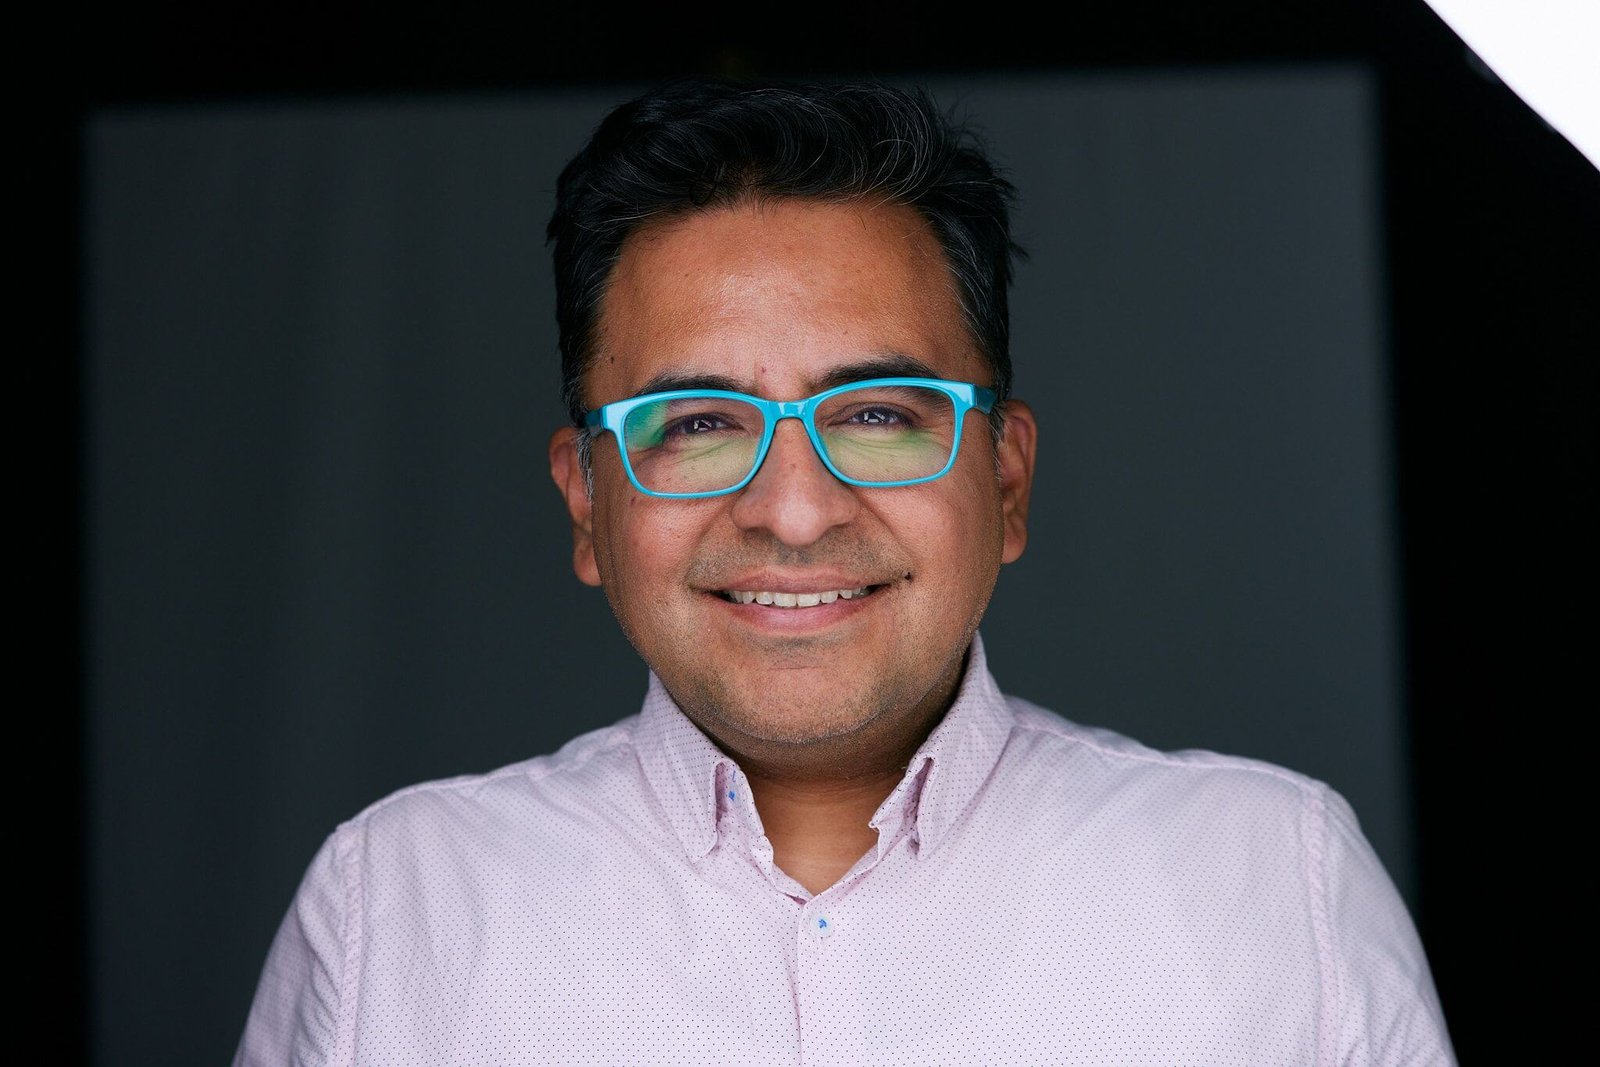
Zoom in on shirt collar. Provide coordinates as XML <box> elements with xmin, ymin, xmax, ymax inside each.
<box><xmin>634</xmin><ymin>632</ymin><xmax>1015</xmax><ymax>862</ymax></box>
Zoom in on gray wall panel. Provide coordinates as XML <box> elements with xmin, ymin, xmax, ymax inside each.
<box><xmin>88</xmin><ymin>70</ymin><xmax>1397</xmax><ymax>1065</ymax></box>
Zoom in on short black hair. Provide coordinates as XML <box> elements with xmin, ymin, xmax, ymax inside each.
<box><xmin>547</xmin><ymin>79</ymin><xmax>1023</xmax><ymax>434</ymax></box>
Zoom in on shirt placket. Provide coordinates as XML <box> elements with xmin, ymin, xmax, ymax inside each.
<box><xmin>796</xmin><ymin>803</ymin><xmax>915</xmax><ymax>1065</ymax></box>
<box><xmin>717</xmin><ymin>762</ymin><xmax>919</xmax><ymax>1064</ymax></box>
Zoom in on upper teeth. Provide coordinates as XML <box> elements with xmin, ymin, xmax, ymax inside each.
<box><xmin>723</xmin><ymin>587</ymin><xmax>871</xmax><ymax>607</ymax></box>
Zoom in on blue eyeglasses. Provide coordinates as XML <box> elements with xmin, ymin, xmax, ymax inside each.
<box><xmin>584</xmin><ymin>376</ymin><xmax>997</xmax><ymax>499</ymax></box>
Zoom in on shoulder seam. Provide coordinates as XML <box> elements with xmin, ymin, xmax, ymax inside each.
<box><xmin>344</xmin><ymin>725</ymin><xmax>635</xmax><ymax>825</ymax></box>
<box><xmin>1303</xmin><ymin>781</ymin><xmax>1340</xmax><ymax>1067</ymax></box>
<box><xmin>330</xmin><ymin>822</ymin><xmax>364</xmax><ymax>1067</ymax></box>
<box><xmin>1008</xmin><ymin>707</ymin><xmax>1321</xmax><ymax>796</ymax></box>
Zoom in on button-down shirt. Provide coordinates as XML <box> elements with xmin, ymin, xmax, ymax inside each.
<box><xmin>235</xmin><ymin>635</ymin><xmax>1454</xmax><ymax>1065</ymax></box>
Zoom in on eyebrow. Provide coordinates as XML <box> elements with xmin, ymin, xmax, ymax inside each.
<box><xmin>632</xmin><ymin>353</ymin><xmax>944</xmax><ymax>399</ymax></box>
<box><xmin>813</xmin><ymin>354</ymin><xmax>943</xmax><ymax>391</ymax></box>
<box><xmin>634</xmin><ymin>370</ymin><xmax>747</xmax><ymax>396</ymax></box>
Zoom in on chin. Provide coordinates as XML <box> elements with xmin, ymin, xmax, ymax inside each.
<box><xmin>694</xmin><ymin>676</ymin><xmax>885</xmax><ymax>747</ymax></box>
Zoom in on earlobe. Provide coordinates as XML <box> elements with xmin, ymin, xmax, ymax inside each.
<box><xmin>548</xmin><ymin>427</ymin><xmax>603</xmax><ymax>587</ymax></box>
<box><xmin>995</xmin><ymin>400</ymin><xmax>1038</xmax><ymax>565</ymax></box>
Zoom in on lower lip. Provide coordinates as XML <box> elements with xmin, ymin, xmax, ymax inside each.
<box><xmin>706</xmin><ymin>589</ymin><xmax>882</xmax><ymax>632</ymax></box>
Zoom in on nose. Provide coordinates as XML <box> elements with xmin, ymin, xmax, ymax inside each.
<box><xmin>728</xmin><ymin>416</ymin><xmax>859</xmax><ymax>546</ymax></box>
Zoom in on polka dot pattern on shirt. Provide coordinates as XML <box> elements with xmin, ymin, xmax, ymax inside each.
<box><xmin>235</xmin><ymin>633</ymin><xmax>1454</xmax><ymax>1066</ymax></box>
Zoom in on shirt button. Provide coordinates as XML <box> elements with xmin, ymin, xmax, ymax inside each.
<box><xmin>814</xmin><ymin>915</ymin><xmax>833</xmax><ymax>939</ymax></box>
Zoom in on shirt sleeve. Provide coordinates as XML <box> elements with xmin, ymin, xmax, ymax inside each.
<box><xmin>1319</xmin><ymin>785</ymin><xmax>1456</xmax><ymax>1066</ymax></box>
<box><xmin>234</xmin><ymin>827</ymin><xmax>358</xmax><ymax>1067</ymax></box>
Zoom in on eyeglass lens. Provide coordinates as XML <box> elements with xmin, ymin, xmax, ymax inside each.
<box><xmin>621</xmin><ymin>384</ymin><xmax>959</xmax><ymax>494</ymax></box>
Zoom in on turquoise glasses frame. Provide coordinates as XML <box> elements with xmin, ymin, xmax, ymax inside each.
<box><xmin>583</xmin><ymin>376</ymin><xmax>999</xmax><ymax>499</ymax></box>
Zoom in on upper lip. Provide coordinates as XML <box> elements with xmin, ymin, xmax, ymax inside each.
<box><xmin>701</xmin><ymin>573</ymin><xmax>887</xmax><ymax>593</ymax></box>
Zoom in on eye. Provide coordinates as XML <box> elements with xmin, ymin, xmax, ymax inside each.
<box><xmin>846</xmin><ymin>405</ymin><xmax>912</xmax><ymax>426</ymax></box>
<box><xmin>664</xmin><ymin>412</ymin><xmax>735</xmax><ymax>437</ymax></box>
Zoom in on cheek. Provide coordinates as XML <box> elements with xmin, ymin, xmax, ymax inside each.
<box><xmin>591</xmin><ymin>485</ymin><xmax>649</xmax><ymax>591</ymax></box>
<box><xmin>890</xmin><ymin>477</ymin><xmax>1004</xmax><ymax>587</ymax></box>
<box><xmin>943</xmin><ymin>457</ymin><xmax>1006</xmax><ymax>559</ymax></box>
<box><xmin>595</xmin><ymin>490</ymin><xmax>700</xmax><ymax>592</ymax></box>
<box><xmin>592</xmin><ymin>493</ymin><xmax>699</xmax><ymax>657</ymax></box>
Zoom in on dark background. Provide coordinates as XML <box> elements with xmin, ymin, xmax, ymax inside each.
<box><xmin>63</xmin><ymin>2</ymin><xmax>1595</xmax><ymax>1063</ymax></box>
<box><xmin>90</xmin><ymin>64</ymin><xmax>1407</xmax><ymax>1061</ymax></box>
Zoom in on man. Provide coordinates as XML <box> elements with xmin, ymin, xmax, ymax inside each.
<box><xmin>237</xmin><ymin>81</ymin><xmax>1453</xmax><ymax>1064</ymax></box>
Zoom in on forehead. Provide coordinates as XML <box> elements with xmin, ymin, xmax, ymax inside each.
<box><xmin>588</xmin><ymin>197</ymin><xmax>983</xmax><ymax>403</ymax></box>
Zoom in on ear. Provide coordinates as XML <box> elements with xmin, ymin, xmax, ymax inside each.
<box><xmin>548</xmin><ymin>427</ymin><xmax>603</xmax><ymax>587</ymax></box>
<box><xmin>994</xmin><ymin>399</ymin><xmax>1038</xmax><ymax>565</ymax></box>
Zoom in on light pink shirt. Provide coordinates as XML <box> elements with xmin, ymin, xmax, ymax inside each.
<box><xmin>236</xmin><ymin>635</ymin><xmax>1453</xmax><ymax>1065</ymax></box>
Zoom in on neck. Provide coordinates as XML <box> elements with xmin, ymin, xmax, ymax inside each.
<box><xmin>742</xmin><ymin>764</ymin><xmax>910</xmax><ymax>896</ymax></box>
<box><xmin>727</xmin><ymin>653</ymin><xmax>967</xmax><ymax>896</ymax></box>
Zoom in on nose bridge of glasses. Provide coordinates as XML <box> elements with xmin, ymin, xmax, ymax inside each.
<box><xmin>770</xmin><ymin>398</ymin><xmax>809</xmax><ymax>421</ymax></box>
<box><xmin>750</xmin><ymin>398</ymin><xmax>834</xmax><ymax>477</ymax></box>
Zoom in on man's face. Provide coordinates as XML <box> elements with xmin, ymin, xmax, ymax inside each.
<box><xmin>550</xmin><ymin>198</ymin><xmax>1035</xmax><ymax>774</ymax></box>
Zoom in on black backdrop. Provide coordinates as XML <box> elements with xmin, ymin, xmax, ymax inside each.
<box><xmin>64</xmin><ymin>3</ymin><xmax>1598</xmax><ymax>1063</ymax></box>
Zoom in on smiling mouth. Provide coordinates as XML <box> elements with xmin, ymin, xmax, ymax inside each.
<box><xmin>717</xmin><ymin>585</ymin><xmax>881</xmax><ymax>608</ymax></box>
